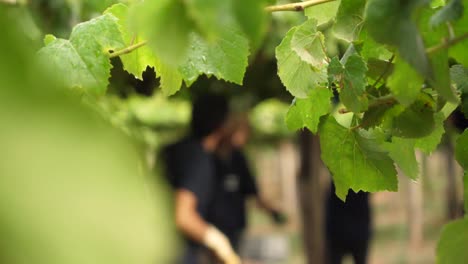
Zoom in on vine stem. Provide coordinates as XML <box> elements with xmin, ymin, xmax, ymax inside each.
<box><xmin>371</xmin><ymin>54</ymin><xmax>395</xmax><ymax>89</ymax></box>
<box><xmin>265</xmin><ymin>0</ymin><xmax>337</xmax><ymax>12</ymax></box>
<box><xmin>108</xmin><ymin>41</ymin><xmax>148</xmax><ymax>58</ymax></box>
<box><xmin>339</xmin><ymin>95</ymin><xmax>396</xmax><ymax>115</ymax></box>
<box><xmin>426</xmin><ymin>32</ymin><xmax>468</xmax><ymax>54</ymax></box>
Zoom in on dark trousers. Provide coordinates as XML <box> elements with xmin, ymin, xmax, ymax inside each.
<box><xmin>326</xmin><ymin>239</ymin><xmax>369</xmax><ymax>264</ymax></box>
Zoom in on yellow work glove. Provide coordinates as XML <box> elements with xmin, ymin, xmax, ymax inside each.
<box><xmin>203</xmin><ymin>226</ymin><xmax>241</xmax><ymax>264</ymax></box>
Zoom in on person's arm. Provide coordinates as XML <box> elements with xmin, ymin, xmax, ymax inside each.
<box><xmin>175</xmin><ymin>189</ymin><xmax>241</xmax><ymax>264</ymax></box>
<box><xmin>174</xmin><ymin>189</ymin><xmax>208</xmax><ymax>242</ymax></box>
<box><xmin>236</xmin><ymin>150</ymin><xmax>287</xmax><ymax>225</ymax></box>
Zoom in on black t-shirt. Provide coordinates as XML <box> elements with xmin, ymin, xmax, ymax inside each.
<box><xmin>163</xmin><ymin>137</ymin><xmax>216</xmax><ymax>221</ymax></box>
<box><xmin>207</xmin><ymin>149</ymin><xmax>258</xmax><ymax>241</ymax></box>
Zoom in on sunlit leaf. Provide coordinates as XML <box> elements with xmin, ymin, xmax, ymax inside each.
<box><xmin>320</xmin><ymin>116</ymin><xmax>398</xmax><ymax>200</ymax></box>
<box><xmin>286</xmin><ymin>87</ymin><xmax>332</xmax><ymax>133</ymax></box>
<box><xmin>276</xmin><ymin>26</ymin><xmax>327</xmax><ymax>98</ymax></box>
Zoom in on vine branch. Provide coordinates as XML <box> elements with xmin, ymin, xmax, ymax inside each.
<box><xmin>339</xmin><ymin>95</ymin><xmax>396</xmax><ymax>114</ymax></box>
<box><xmin>265</xmin><ymin>0</ymin><xmax>337</xmax><ymax>12</ymax></box>
<box><xmin>108</xmin><ymin>41</ymin><xmax>148</xmax><ymax>58</ymax></box>
<box><xmin>371</xmin><ymin>55</ymin><xmax>395</xmax><ymax>89</ymax></box>
<box><xmin>426</xmin><ymin>32</ymin><xmax>468</xmax><ymax>54</ymax></box>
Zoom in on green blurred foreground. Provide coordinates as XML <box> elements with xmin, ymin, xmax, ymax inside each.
<box><xmin>0</xmin><ymin>8</ymin><xmax>178</xmax><ymax>264</ymax></box>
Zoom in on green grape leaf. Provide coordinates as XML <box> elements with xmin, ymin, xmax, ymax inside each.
<box><xmin>70</xmin><ymin>14</ymin><xmax>125</xmax><ymax>51</ymax></box>
<box><xmin>420</xmin><ymin>7</ymin><xmax>458</xmax><ymax>103</ymax></box>
<box><xmin>383</xmin><ymin>137</ymin><xmax>419</xmax><ymax>180</ymax></box>
<box><xmin>462</xmin><ymin>94</ymin><xmax>468</xmax><ymax>118</ymax></box>
<box><xmin>328</xmin><ymin>56</ymin><xmax>344</xmax><ymax>78</ymax></box>
<box><xmin>449</xmin><ymin>2</ymin><xmax>468</xmax><ymax>66</ymax></box>
<box><xmin>334</xmin><ymin>0</ymin><xmax>366</xmax><ymax>42</ymax></box>
<box><xmin>43</xmin><ymin>34</ymin><xmax>56</xmax><ymax>46</ymax></box>
<box><xmin>291</xmin><ymin>19</ymin><xmax>327</xmax><ymax>68</ymax></box>
<box><xmin>451</xmin><ymin>64</ymin><xmax>468</xmax><ymax>93</ymax></box>
<box><xmin>38</xmin><ymin>14</ymin><xmax>125</xmax><ymax>94</ymax></box>
<box><xmin>105</xmin><ymin>4</ymin><xmax>182</xmax><ymax>96</ymax></box>
<box><xmin>184</xmin><ymin>0</ymin><xmax>243</xmax><ymax>42</ymax></box>
<box><xmin>0</xmin><ymin>10</ymin><xmax>178</xmax><ymax>263</ymax></box>
<box><xmin>105</xmin><ymin>4</ymin><xmax>156</xmax><ymax>79</ymax></box>
<box><xmin>38</xmin><ymin>39</ymin><xmax>105</xmax><ymax>93</ymax></box>
<box><xmin>463</xmin><ymin>170</ymin><xmax>468</xmax><ymax>212</ymax></box>
<box><xmin>365</xmin><ymin>0</ymin><xmax>431</xmax><ymax>78</ymax></box>
<box><xmin>431</xmin><ymin>50</ymin><xmax>458</xmax><ymax>102</ymax></box>
<box><xmin>179</xmin><ymin>28</ymin><xmax>249</xmax><ymax>86</ymax></box>
<box><xmin>340</xmin><ymin>54</ymin><xmax>369</xmax><ymax>113</ymax></box>
<box><xmin>466</xmin><ymin>171</ymin><xmax>468</xmax><ymax>214</ymax></box>
<box><xmin>276</xmin><ymin>26</ymin><xmax>327</xmax><ymax>98</ymax></box>
<box><xmin>132</xmin><ymin>0</ymin><xmax>193</xmax><ymax>65</ymax></box>
<box><xmin>233</xmin><ymin>0</ymin><xmax>268</xmax><ymax>50</ymax></box>
<box><xmin>357</xmin><ymin>30</ymin><xmax>393</xmax><ymax>61</ymax></box>
<box><xmin>430</xmin><ymin>0</ymin><xmax>463</xmax><ymax>27</ymax></box>
<box><xmin>436</xmin><ymin>219</ymin><xmax>468</xmax><ymax>264</ymax></box>
<box><xmin>340</xmin><ymin>44</ymin><xmax>359</xmax><ymax>64</ymax></box>
<box><xmin>387</xmin><ymin>58</ymin><xmax>424</xmax><ymax>106</ymax></box>
<box><xmin>392</xmin><ymin>103</ymin><xmax>435</xmax><ymax>138</ymax></box>
<box><xmin>320</xmin><ymin>116</ymin><xmax>398</xmax><ymax>200</ymax></box>
<box><xmin>362</xmin><ymin>103</ymin><xmax>395</xmax><ymax>129</ymax></box>
<box><xmin>155</xmin><ymin>62</ymin><xmax>184</xmax><ymax>96</ymax></box>
<box><xmin>285</xmin><ymin>87</ymin><xmax>333</xmax><ymax>133</ymax></box>
<box><xmin>414</xmin><ymin>112</ymin><xmax>445</xmax><ymax>153</ymax></box>
<box><xmin>305</xmin><ymin>0</ymin><xmax>341</xmax><ymax>25</ymax></box>
<box><xmin>455</xmin><ymin>129</ymin><xmax>468</xmax><ymax>169</ymax></box>
<box><xmin>367</xmin><ymin>58</ymin><xmax>395</xmax><ymax>83</ymax></box>
<box><xmin>431</xmin><ymin>0</ymin><xmax>446</xmax><ymax>8</ymax></box>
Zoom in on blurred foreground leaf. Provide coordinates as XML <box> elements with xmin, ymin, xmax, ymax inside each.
<box><xmin>0</xmin><ymin>9</ymin><xmax>177</xmax><ymax>264</ymax></box>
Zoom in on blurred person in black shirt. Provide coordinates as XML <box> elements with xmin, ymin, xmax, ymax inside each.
<box><xmin>326</xmin><ymin>184</ymin><xmax>371</xmax><ymax>264</ymax></box>
<box><xmin>208</xmin><ymin>115</ymin><xmax>286</xmax><ymax>250</ymax></box>
<box><xmin>163</xmin><ymin>94</ymin><xmax>240</xmax><ymax>264</ymax></box>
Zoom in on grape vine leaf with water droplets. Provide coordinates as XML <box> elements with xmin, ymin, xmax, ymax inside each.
<box><xmin>105</xmin><ymin>4</ymin><xmax>154</xmax><ymax>79</ymax></box>
<box><xmin>132</xmin><ymin>0</ymin><xmax>193</xmax><ymax>65</ymax></box>
<box><xmin>179</xmin><ymin>28</ymin><xmax>249</xmax><ymax>86</ymax></box>
<box><xmin>38</xmin><ymin>14</ymin><xmax>125</xmax><ymax>94</ymax></box>
<box><xmin>276</xmin><ymin>25</ymin><xmax>327</xmax><ymax>98</ymax></box>
<box><xmin>334</xmin><ymin>0</ymin><xmax>366</xmax><ymax>42</ymax></box>
<box><xmin>319</xmin><ymin>116</ymin><xmax>398</xmax><ymax>200</ymax></box>
<box><xmin>285</xmin><ymin>87</ymin><xmax>333</xmax><ymax>133</ymax></box>
<box><xmin>105</xmin><ymin>4</ymin><xmax>182</xmax><ymax>96</ymax></box>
